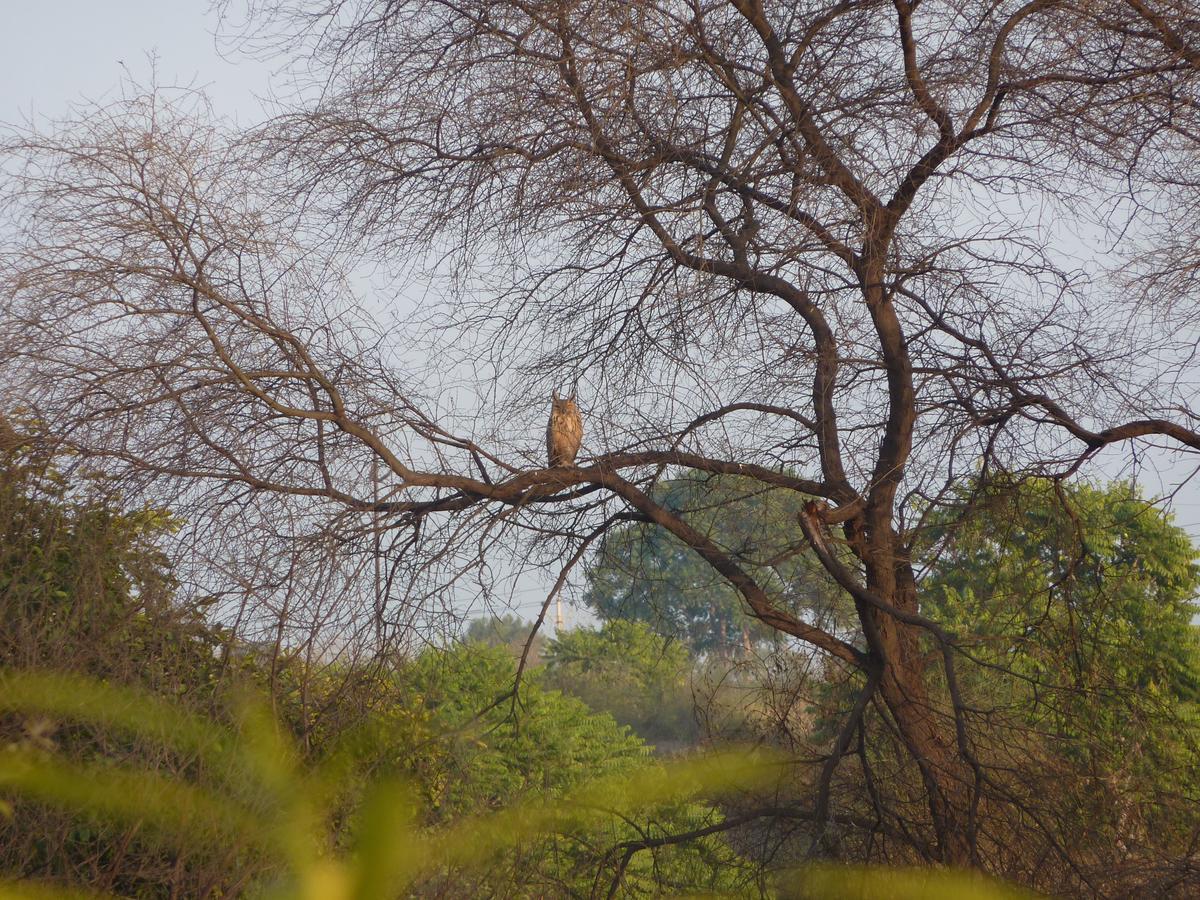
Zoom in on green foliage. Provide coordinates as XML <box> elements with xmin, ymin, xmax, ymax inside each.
<box><xmin>542</xmin><ymin>620</ymin><xmax>699</xmax><ymax>748</ymax></box>
<box><xmin>0</xmin><ymin>443</ymin><xmax>222</xmax><ymax>690</ymax></box>
<box><xmin>0</xmin><ymin>672</ymin><xmax>1044</xmax><ymax>898</ymax></box>
<box><xmin>0</xmin><ymin>446</ymin><xmax>758</xmax><ymax>896</ymax></box>
<box><xmin>464</xmin><ymin>613</ymin><xmax>533</xmax><ymax>647</ymax></box>
<box><xmin>927</xmin><ymin>479</ymin><xmax>1200</xmax><ymax>706</ymax></box>
<box><xmin>0</xmin><ymin>671</ymin><xmax>780</xmax><ymax>899</ymax></box>
<box><xmin>581</xmin><ymin>474</ymin><xmax>846</xmax><ymax>656</ymax></box>
<box><xmin>398</xmin><ymin>642</ymin><xmax>650</xmax><ymax>817</ymax></box>
<box><xmin>0</xmin><ymin>441</ymin><xmax>245</xmax><ymax>896</ymax></box>
<box><xmin>791</xmin><ymin>865</ymin><xmax>1042</xmax><ymax>899</ymax></box>
<box><xmin>922</xmin><ymin>478</ymin><xmax>1200</xmax><ymax>879</ymax></box>
<box><xmin>315</xmin><ymin>642</ymin><xmax>757</xmax><ymax>895</ymax></box>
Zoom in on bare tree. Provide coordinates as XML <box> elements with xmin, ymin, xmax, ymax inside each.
<box><xmin>4</xmin><ymin>0</ymin><xmax>1200</xmax><ymax>885</ymax></box>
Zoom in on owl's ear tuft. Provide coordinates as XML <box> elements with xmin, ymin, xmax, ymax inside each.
<box><xmin>552</xmin><ymin>388</ymin><xmax>560</xmax><ymax>401</ymax></box>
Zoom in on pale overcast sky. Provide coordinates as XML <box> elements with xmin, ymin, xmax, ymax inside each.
<box><xmin>0</xmin><ymin>2</ymin><xmax>273</xmax><ymax>127</ymax></box>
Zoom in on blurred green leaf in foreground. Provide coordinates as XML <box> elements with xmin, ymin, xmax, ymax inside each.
<box><xmin>0</xmin><ymin>671</ymin><xmax>782</xmax><ymax>899</ymax></box>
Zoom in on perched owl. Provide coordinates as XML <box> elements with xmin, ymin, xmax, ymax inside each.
<box><xmin>546</xmin><ymin>390</ymin><xmax>583</xmax><ymax>467</ymax></box>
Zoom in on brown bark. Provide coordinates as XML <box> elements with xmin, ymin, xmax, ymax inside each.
<box><xmin>872</xmin><ymin>585</ymin><xmax>975</xmax><ymax>866</ymax></box>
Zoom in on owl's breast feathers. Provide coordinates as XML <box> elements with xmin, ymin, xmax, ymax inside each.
<box><xmin>546</xmin><ymin>406</ymin><xmax>583</xmax><ymax>467</ymax></box>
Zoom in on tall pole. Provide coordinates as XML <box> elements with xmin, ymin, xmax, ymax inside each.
<box><xmin>372</xmin><ymin>455</ymin><xmax>383</xmax><ymax>647</ymax></box>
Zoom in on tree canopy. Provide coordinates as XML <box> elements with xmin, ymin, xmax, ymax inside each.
<box><xmin>542</xmin><ymin>619</ymin><xmax>699</xmax><ymax>747</ymax></box>
<box><xmin>582</xmin><ymin>475</ymin><xmax>848</xmax><ymax>657</ymax></box>
<box><xmin>919</xmin><ymin>479</ymin><xmax>1200</xmax><ymax>887</ymax></box>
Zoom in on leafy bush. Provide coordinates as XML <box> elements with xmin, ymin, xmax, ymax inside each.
<box><xmin>542</xmin><ymin>620</ymin><xmax>699</xmax><ymax>749</ymax></box>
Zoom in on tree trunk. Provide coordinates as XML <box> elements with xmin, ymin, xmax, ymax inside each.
<box><xmin>872</xmin><ymin>562</ymin><xmax>975</xmax><ymax>866</ymax></box>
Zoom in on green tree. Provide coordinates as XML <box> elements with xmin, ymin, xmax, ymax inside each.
<box><xmin>582</xmin><ymin>475</ymin><xmax>846</xmax><ymax>657</ymax></box>
<box><xmin>927</xmin><ymin>479</ymin><xmax>1200</xmax><ymax>707</ymax></box>
<box><xmin>543</xmin><ymin>620</ymin><xmax>699</xmax><ymax>749</ymax></box>
<box><xmin>400</xmin><ymin>642</ymin><xmax>648</xmax><ymax>816</ymax></box>
<box><xmin>338</xmin><ymin>641</ymin><xmax>753</xmax><ymax>896</ymax></box>
<box><xmin>917</xmin><ymin>479</ymin><xmax>1200</xmax><ymax>891</ymax></box>
<box><xmin>465</xmin><ymin>612</ymin><xmax>530</xmax><ymax>646</ymax></box>
<box><xmin>0</xmin><ymin>436</ymin><xmax>249</xmax><ymax>895</ymax></box>
<box><xmin>0</xmin><ymin>442</ymin><xmax>222</xmax><ymax>688</ymax></box>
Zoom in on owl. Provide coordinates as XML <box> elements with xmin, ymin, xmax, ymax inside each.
<box><xmin>546</xmin><ymin>389</ymin><xmax>583</xmax><ymax>467</ymax></box>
